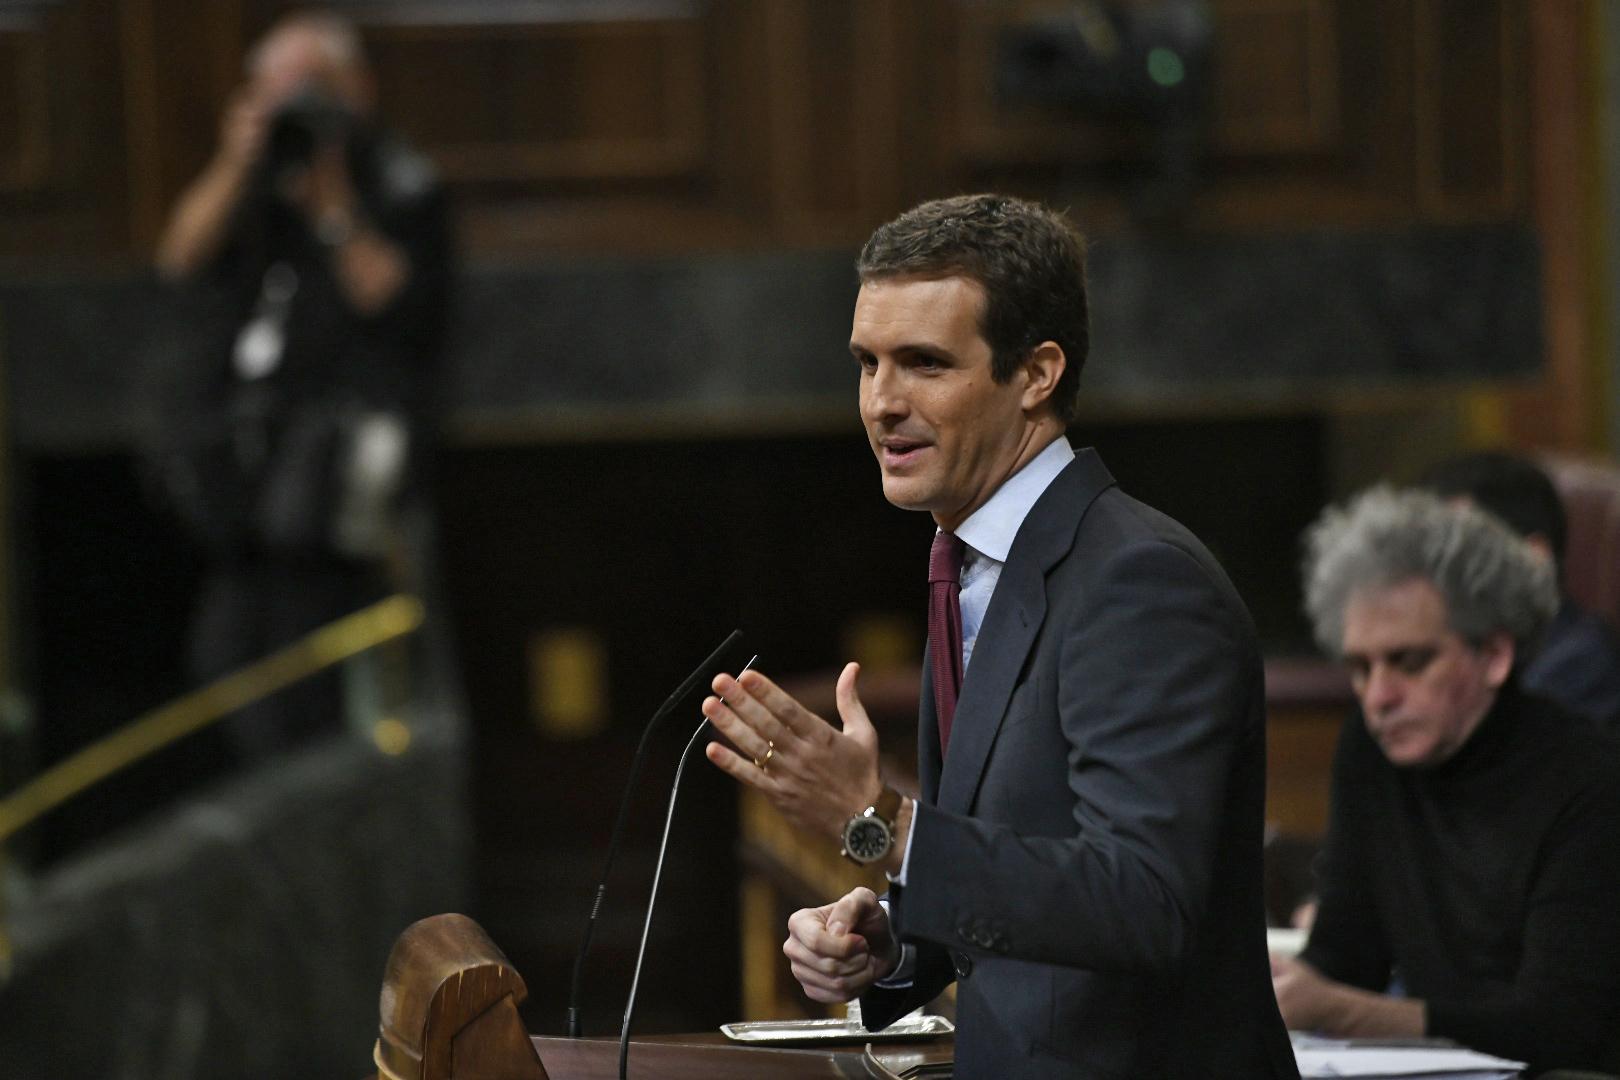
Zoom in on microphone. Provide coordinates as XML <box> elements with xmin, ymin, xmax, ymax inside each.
<box><xmin>564</xmin><ymin>630</ymin><xmax>745</xmax><ymax>1039</ymax></box>
<box><xmin>617</xmin><ymin>661</ymin><xmax>750</xmax><ymax>1080</ymax></box>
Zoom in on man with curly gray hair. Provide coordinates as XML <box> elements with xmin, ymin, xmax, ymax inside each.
<box><xmin>1273</xmin><ymin>485</ymin><xmax>1620</xmax><ymax>1074</ymax></box>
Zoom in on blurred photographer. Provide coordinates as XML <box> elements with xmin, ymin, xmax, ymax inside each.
<box><xmin>149</xmin><ymin>10</ymin><xmax>450</xmax><ymax>761</ymax></box>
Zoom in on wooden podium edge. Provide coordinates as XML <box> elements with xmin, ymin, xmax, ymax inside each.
<box><xmin>375</xmin><ymin>913</ymin><xmax>548</xmax><ymax>1080</ymax></box>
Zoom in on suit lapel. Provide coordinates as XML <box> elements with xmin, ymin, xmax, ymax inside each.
<box><xmin>917</xmin><ymin>661</ymin><xmax>943</xmax><ymax>804</ymax></box>
<box><xmin>934</xmin><ymin>450</ymin><xmax>1116</xmax><ymax>815</ymax></box>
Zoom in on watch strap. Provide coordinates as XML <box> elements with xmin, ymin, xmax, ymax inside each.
<box><xmin>869</xmin><ymin>785</ymin><xmax>902</xmax><ymax>825</ymax></box>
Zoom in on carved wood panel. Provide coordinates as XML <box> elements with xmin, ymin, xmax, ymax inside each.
<box><xmin>367</xmin><ymin>8</ymin><xmax>710</xmax><ymax>184</ymax></box>
<box><xmin>760</xmin><ymin>1</ymin><xmax>869</xmax><ymax>239</ymax></box>
<box><xmin>1210</xmin><ymin>0</ymin><xmax>1340</xmax><ymax>154</ymax></box>
<box><xmin>0</xmin><ymin>0</ymin><xmax>130</xmax><ymax>260</ymax></box>
<box><xmin>0</xmin><ymin>0</ymin><xmax>1553</xmax><ymax>263</ymax></box>
<box><xmin>1413</xmin><ymin>0</ymin><xmax>1526</xmax><ymax>217</ymax></box>
<box><xmin>0</xmin><ymin>14</ymin><xmax>50</xmax><ymax>194</ymax></box>
<box><xmin>938</xmin><ymin>0</ymin><xmax>1530</xmax><ymax>228</ymax></box>
<box><xmin>951</xmin><ymin>0</ymin><xmax>1349</xmax><ymax>167</ymax></box>
<box><xmin>117</xmin><ymin>0</ymin><xmax>250</xmax><ymax>254</ymax></box>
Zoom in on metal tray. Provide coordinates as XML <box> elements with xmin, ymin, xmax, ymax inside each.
<box><xmin>719</xmin><ymin>1014</ymin><xmax>955</xmax><ymax>1045</ymax></box>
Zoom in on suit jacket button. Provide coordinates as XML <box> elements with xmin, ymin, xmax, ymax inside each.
<box><xmin>951</xmin><ymin>950</ymin><xmax>973</xmax><ymax>978</ymax></box>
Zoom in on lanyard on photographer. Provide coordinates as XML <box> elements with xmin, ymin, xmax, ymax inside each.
<box><xmin>230</xmin><ymin>260</ymin><xmax>299</xmax><ymax>471</ymax></box>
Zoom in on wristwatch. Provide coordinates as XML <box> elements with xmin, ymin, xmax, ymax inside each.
<box><xmin>841</xmin><ymin>786</ymin><xmax>903</xmax><ymax>866</ymax></box>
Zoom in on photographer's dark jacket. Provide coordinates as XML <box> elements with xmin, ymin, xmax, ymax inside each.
<box><xmin>151</xmin><ymin>124</ymin><xmax>451</xmax><ymax>557</ymax></box>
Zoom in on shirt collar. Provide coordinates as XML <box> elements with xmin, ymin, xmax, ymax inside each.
<box><xmin>950</xmin><ymin>436</ymin><xmax>1074</xmax><ymax>562</ymax></box>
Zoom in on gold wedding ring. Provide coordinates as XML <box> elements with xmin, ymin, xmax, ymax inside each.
<box><xmin>754</xmin><ymin>741</ymin><xmax>775</xmax><ymax>773</ymax></box>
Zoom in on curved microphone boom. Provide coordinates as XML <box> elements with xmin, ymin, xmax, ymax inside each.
<box><xmin>564</xmin><ymin>629</ymin><xmax>744</xmax><ymax>1039</ymax></box>
<box><xmin>617</xmin><ymin>704</ymin><xmax>734</xmax><ymax>1080</ymax></box>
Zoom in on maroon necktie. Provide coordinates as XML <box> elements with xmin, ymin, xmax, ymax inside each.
<box><xmin>928</xmin><ymin>531</ymin><xmax>966</xmax><ymax>754</ymax></box>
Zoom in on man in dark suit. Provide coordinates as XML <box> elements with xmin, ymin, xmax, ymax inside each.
<box><xmin>703</xmin><ymin>194</ymin><xmax>1297</xmax><ymax>1078</ymax></box>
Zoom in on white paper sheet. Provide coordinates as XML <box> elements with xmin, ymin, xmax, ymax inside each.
<box><xmin>1293</xmin><ymin>1040</ymin><xmax>1524</xmax><ymax>1078</ymax></box>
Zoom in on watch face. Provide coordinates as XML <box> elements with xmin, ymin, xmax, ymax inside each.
<box><xmin>844</xmin><ymin>817</ymin><xmax>891</xmax><ymax>863</ymax></box>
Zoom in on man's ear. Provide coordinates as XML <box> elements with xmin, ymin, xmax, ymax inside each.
<box><xmin>1020</xmin><ymin>342</ymin><xmax>1066</xmax><ymax>412</ymax></box>
<box><xmin>1523</xmin><ymin>534</ymin><xmax>1554</xmax><ymax>565</ymax></box>
<box><xmin>1480</xmin><ymin>631</ymin><xmax>1515</xmax><ymax>690</ymax></box>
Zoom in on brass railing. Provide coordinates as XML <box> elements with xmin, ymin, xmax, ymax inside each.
<box><xmin>0</xmin><ymin>592</ymin><xmax>427</xmax><ymax>976</ymax></box>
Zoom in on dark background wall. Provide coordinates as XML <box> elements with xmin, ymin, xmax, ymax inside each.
<box><xmin>0</xmin><ymin>0</ymin><xmax>1609</xmax><ymax>1051</ymax></box>
<box><xmin>0</xmin><ymin>1</ymin><xmax>1566</xmax><ymax>261</ymax></box>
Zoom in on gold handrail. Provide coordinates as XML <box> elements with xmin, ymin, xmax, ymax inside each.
<box><xmin>0</xmin><ymin>592</ymin><xmax>425</xmax><ymax>846</ymax></box>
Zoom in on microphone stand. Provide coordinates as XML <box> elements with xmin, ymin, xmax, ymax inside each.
<box><xmin>618</xmin><ymin>712</ymin><xmax>718</xmax><ymax>1080</ymax></box>
<box><xmin>564</xmin><ymin>630</ymin><xmax>744</xmax><ymax>1039</ymax></box>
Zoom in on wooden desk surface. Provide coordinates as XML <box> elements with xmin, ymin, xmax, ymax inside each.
<box><xmin>531</xmin><ymin>1032</ymin><xmax>953</xmax><ymax>1079</ymax></box>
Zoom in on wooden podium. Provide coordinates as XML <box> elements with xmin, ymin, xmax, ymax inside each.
<box><xmin>373</xmin><ymin>913</ymin><xmax>953</xmax><ymax>1079</ymax></box>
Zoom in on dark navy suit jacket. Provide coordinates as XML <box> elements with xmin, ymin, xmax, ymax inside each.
<box><xmin>1523</xmin><ymin>601</ymin><xmax>1620</xmax><ymax>734</ymax></box>
<box><xmin>861</xmin><ymin>450</ymin><xmax>1298</xmax><ymax>1079</ymax></box>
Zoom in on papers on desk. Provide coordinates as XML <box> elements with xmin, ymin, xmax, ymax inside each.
<box><xmin>1292</xmin><ymin>1034</ymin><xmax>1524</xmax><ymax>1078</ymax></box>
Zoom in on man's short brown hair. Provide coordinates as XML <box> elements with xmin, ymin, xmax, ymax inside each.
<box><xmin>856</xmin><ymin>193</ymin><xmax>1089</xmax><ymax>422</ymax></box>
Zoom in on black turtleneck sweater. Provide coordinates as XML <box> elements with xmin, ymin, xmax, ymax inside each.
<box><xmin>1301</xmin><ymin>682</ymin><xmax>1620</xmax><ymax>1074</ymax></box>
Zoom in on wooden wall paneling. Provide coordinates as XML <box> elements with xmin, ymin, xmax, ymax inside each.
<box><xmin>0</xmin><ymin>11</ymin><xmax>49</xmax><ymax>195</ymax></box>
<box><xmin>356</xmin><ymin>0</ymin><xmax>786</xmax><ymax>255</ymax></box>
<box><xmin>0</xmin><ymin>0</ymin><xmax>129</xmax><ymax>264</ymax></box>
<box><xmin>368</xmin><ymin>12</ymin><xmax>708</xmax><ymax>184</ymax></box>
<box><xmin>708</xmin><ymin>0</ymin><xmax>777</xmax><ymax>225</ymax></box>
<box><xmin>0</xmin><ymin>0</ymin><xmax>1564</xmax><ymax>263</ymax></box>
<box><xmin>951</xmin><ymin>0</ymin><xmax>1108</xmax><ymax>170</ymax></box>
<box><xmin>1188</xmin><ymin>0</ymin><xmax>1425</xmax><ymax>228</ymax></box>
<box><xmin>760</xmin><ymin>0</ymin><xmax>903</xmax><ymax>244</ymax></box>
<box><xmin>117</xmin><ymin>0</ymin><xmax>250</xmax><ymax>256</ymax></box>
<box><xmin>927</xmin><ymin>0</ymin><xmax>1540</xmax><ymax>231</ymax></box>
<box><xmin>847</xmin><ymin>0</ymin><xmax>907</xmax><ymax>232</ymax></box>
<box><xmin>1328</xmin><ymin>0</ymin><xmax>1418</xmax><ymax>211</ymax></box>
<box><xmin>1263</xmin><ymin>704</ymin><xmax>1338</xmax><ymax>837</ymax></box>
<box><xmin>116</xmin><ymin>0</ymin><xmax>161</xmax><ymax>253</ymax></box>
<box><xmin>1413</xmin><ymin>0</ymin><xmax>1527</xmax><ymax>219</ymax></box>
<box><xmin>938</xmin><ymin>0</ymin><xmax>1377</xmax><ymax>225</ymax></box>
<box><xmin>950</xmin><ymin>0</ymin><xmax>1349</xmax><ymax>168</ymax></box>
<box><xmin>1205</xmin><ymin>0</ymin><xmax>1409</xmax><ymax>220</ymax></box>
<box><xmin>886</xmin><ymin>0</ymin><xmax>955</xmax><ymax>213</ymax></box>
<box><xmin>1209</xmin><ymin>0</ymin><xmax>1339</xmax><ymax>155</ymax></box>
<box><xmin>1494</xmin><ymin>0</ymin><xmax>1602</xmax><ymax>451</ymax></box>
<box><xmin>1204</xmin><ymin>0</ymin><xmax>1528</xmax><ymax>224</ymax></box>
<box><xmin>761</xmin><ymin>0</ymin><xmax>816</xmax><ymax>229</ymax></box>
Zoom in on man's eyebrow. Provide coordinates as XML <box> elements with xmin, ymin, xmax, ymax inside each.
<box><xmin>850</xmin><ymin>341</ymin><xmax>957</xmax><ymax>360</ymax></box>
<box><xmin>1342</xmin><ymin>643</ymin><xmax>1438</xmax><ymax>662</ymax></box>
